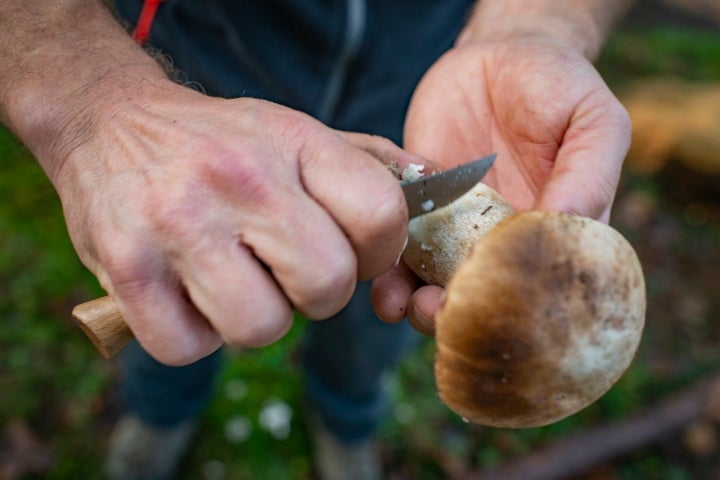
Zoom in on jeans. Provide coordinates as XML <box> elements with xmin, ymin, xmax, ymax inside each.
<box><xmin>112</xmin><ymin>0</ymin><xmax>468</xmax><ymax>447</ymax></box>
<box><xmin>119</xmin><ymin>281</ymin><xmax>418</xmax><ymax>443</ymax></box>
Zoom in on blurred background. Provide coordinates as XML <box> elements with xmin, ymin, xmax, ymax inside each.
<box><xmin>1</xmin><ymin>0</ymin><xmax>720</xmax><ymax>478</ymax></box>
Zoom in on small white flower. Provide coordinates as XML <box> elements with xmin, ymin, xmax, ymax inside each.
<box><xmin>259</xmin><ymin>398</ymin><xmax>293</xmax><ymax>440</ymax></box>
<box><xmin>224</xmin><ymin>415</ymin><xmax>252</xmax><ymax>443</ymax></box>
<box><xmin>394</xmin><ymin>402</ymin><xmax>417</xmax><ymax>425</ymax></box>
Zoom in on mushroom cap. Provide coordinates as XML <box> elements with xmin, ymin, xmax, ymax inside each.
<box><xmin>435</xmin><ymin>211</ymin><xmax>646</xmax><ymax>428</ymax></box>
<box><xmin>403</xmin><ymin>182</ymin><xmax>514</xmax><ymax>286</ymax></box>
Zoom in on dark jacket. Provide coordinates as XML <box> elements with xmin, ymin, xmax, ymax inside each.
<box><xmin>115</xmin><ymin>0</ymin><xmax>473</xmax><ymax>143</ymax></box>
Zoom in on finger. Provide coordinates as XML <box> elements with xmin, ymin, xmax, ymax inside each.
<box><xmin>299</xmin><ymin>133</ymin><xmax>410</xmax><ymax>280</ymax></box>
<box><xmin>408</xmin><ymin>285</ymin><xmax>445</xmax><ymax>337</ymax></box>
<box><xmin>240</xmin><ymin>192</ymin><xmax>358</xmax><ymax>320</ymax></box>
<box><xmin>98</xmin><ymin>259</ymin><xmax>223</xmax><ymax>366</ymax></box>
<box><xmin>535</xmin><ymin>92</ymin><xmax>631</xmax><ymax>222</ymax></box>
<box><xmin>371</xmin><ymin>262</ymin><xmax>420</xmax><ymax>323</ymax></box>
<box><xmin>191</xmin><ymin>139</ymin><xmax>359</xmax><ymax>321</ymax></box>
<box><xmin>337</xmin><ymin>131</ymin><xmax>442</xmax><ymax>177</ymax></box>
<box><xmin>177</xmin><ymin>235</ymin><xmax>296</xmax><ymax>347</ymax></box>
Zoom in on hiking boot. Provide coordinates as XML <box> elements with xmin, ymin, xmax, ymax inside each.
<box><xmin>309</xmin><ymin>416</ymin><xmax>383</xmax><ymax>480</ymax></box>
<box><xmin>104</xmin><ymin>415</ymin><xmax>198</xmax><ymax>480</ymax></box>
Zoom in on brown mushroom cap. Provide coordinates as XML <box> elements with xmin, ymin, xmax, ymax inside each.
<box><xmin>435</xmin><ymin>211</ymin><xmax>646</xmax><ymax>428</ymax></box>
<box><xmin>403</xmin><ymin>182</ymin><xmax>515</xmax><ymax>286</ymax></box>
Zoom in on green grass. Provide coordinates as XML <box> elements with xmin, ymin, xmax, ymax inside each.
<box><xmin>2</xmin><ymin>23</ymin><xmax>720</xmax><ymax>479</ymax></box>
<box><xmin>599</xmin><ymin>28</ymin><xmax>720</xmax><ymax>84</ymax></box>
<box><xmin>0</xmin><ymin>128</ymin><xmax>111</xmax><ymax>477</ymax></box>
<box><xmin>185</xmin><ymin>328</ymin><xmax>312</xmax><ymax>480</ymax></box>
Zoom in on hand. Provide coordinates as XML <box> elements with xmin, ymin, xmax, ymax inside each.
<box><xmin>53</xmin><ymin>82</ymin><xmax>427</xmax><ymax>365</ymax></box>
<box><xmin>372</xmin><ymin>35</ymin><xmax>631</xmax><ymax>333</ymax></box>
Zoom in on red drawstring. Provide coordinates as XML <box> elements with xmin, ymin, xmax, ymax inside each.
<box><xmin>133</xmin><ymin>0</ymin><xmax>164</xmax><ymax>43</ymax></box>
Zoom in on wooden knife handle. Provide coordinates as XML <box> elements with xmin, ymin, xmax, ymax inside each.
<box><xmin>72</xmin><ymin>296</ymin><xmax>134</xmax><ymax>359</ymax></box>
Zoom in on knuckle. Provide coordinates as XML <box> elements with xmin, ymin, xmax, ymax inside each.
<box><xmin>296</xmin><ymin>259</ymin><xmax>356</xmax><ymax>319</ymax></box>
<box><xmin>94</xmin><ymin>239</ymin><xmax>156</xmax><ymax>298</ymax></box>
<box><xmin>198</xmin><ymin>145</ymin><xmax>276</xmax><ymax>206</ymax></box>
<box><xmin>354</xmin><ymin>183</ymin><xmax>407</xmax><ymax>248</ymax></box>
<box><xmin>368</xmin><ymin>134</ymin><xmax>399</xmax><ymax>152</ymax></box>
<box><xmin>221</xmin><ymin>314</ymin><xmax>292</xmax><ymax>348</ymax></box>
<box><xmin>336</xmin><ymin>181</ymin><xmax>408</xmax><ymax>280</ymax></box>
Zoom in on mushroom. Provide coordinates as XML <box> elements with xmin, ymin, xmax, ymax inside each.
<box><xmin>403</xmin><ymin>186</ymin><xmax>646</xmax><ymax>428</ymax></box>
<box><xmin>403</xmin><ymin>182</ymin><xmax>515</xmax><ymax>286</ymax></box>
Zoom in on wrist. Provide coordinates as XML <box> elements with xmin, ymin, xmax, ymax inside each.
<box><xmin>457</xmin><ymin>0</ymin><xmax>631</xmax><ymax>60</ymax></box>
<box><xmin>0</xmin><ymin>0</ymin><xmax>170</xmax><ymax>183</ymax></box>
<box><xmin>13</xmin><ymin>64</ymin><xmax>172</xmax><ymax>181</ymax></box>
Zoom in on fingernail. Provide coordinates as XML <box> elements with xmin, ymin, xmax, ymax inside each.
<box><xmin>409</xmin><ymin>303</ymin><xmax>435</xmax><ymax>337</ymax></box>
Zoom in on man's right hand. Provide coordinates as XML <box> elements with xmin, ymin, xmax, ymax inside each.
<box><xmin>44</xmin><ymin>84</ymin><xmax>419</xmax><ymax>365</ymax></box>
<box><xmin>0</xmin><ymin>0</ymin><xmax>430</xmax><ymax>364</ymax></box>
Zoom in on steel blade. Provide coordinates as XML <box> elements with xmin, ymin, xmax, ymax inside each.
<box><xmin>401</xmin><ymin>154</ymin><xmax>496</xmax><ymax>219</ymax></box>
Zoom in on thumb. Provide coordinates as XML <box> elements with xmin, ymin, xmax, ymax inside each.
<box><xmin>337</xmin><ymin>131</ymin><xmax>442</xmax><ymax>177</ymax></box>
<box><xmin>535</xmin><ymin>95</ymin><xmax>631</xmax><ymax>222</ymax></box>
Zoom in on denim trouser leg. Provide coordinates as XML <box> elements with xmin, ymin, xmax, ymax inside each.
<box><xmin>119</xmin><ymin>341</ymin><xmax>224</xmax><ymax>427</ymax></box>
<box><xmin>301</xmin><ymin>281</ymin><xmax>418</xmax><ymax>444</ymax></box>
<box><xmin>120</xmin><ymin>281</ymin><xmax>417</xmax><ymax>439</ymax></box>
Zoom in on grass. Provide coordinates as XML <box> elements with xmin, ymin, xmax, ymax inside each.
<box><xmin>0</xmin><ymin>128</ymin><xmax>111</xmax><ymax>478</ymax></box>
<box><xmin>2</xmin><ymin>23</ymin><xmax>720</xmax><ymax>480</ymax></box>
<box><xmin>600</xmin><ymin>28</ymin><xmax>720</xmax><ymax>84</ymax></box>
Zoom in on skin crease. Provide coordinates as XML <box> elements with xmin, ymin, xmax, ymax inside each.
<box><xmin>372</xmin><ymin>35</ymin><xmax>632</xmax><ymax>328</ymax></box>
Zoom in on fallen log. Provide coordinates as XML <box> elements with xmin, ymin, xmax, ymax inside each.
<box><xmin>468</xmin><ymin>373</ymin><xmax>720</xmax><ymax>480</ymax></box>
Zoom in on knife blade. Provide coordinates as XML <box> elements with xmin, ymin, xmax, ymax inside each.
<box><xmin>401</xmin><ymin>153</ymin><xmax>496</xmax><ymax>219</ymax></box>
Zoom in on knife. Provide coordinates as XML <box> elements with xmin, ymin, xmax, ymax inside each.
<box><xmin>402</xmin><ymin>154</ymin><xmax>496</xmax><ymax>219</ymax></box>
<box><xmin>72</xmin><ymin>153</ymin><xmax>497</xmax><ymax>358</ymax></box>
